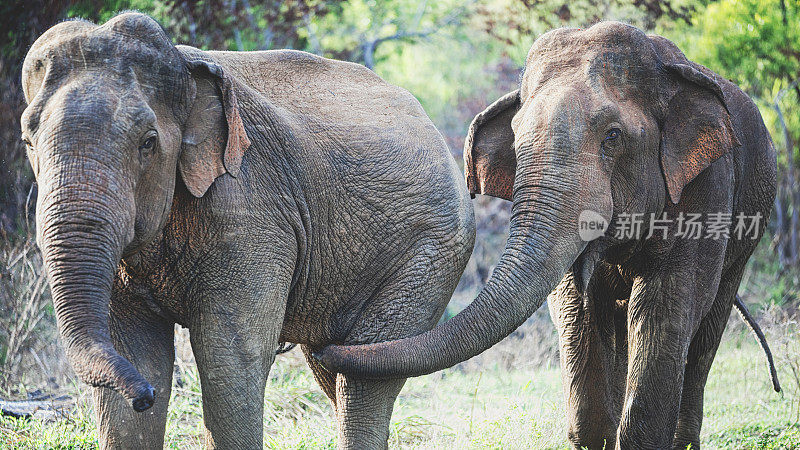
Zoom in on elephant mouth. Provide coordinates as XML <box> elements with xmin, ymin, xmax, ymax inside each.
<box><xmin>571</xmin><ymin>239</ymin><xmax>611</xmax><ymax>293</ymax></box>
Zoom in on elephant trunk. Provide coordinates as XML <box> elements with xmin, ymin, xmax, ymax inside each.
<box><xmin>315</xmin><ymin>181</ymin><xmax>588</xmax><ymax>379</ymax></box>
<box><xmin>37</xmin><ymin>185</ymin><xmax>155</xmax><ymax>411</ymax></box>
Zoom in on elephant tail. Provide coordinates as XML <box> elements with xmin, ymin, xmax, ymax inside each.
<box><xmin>734</xmin><ymin>294</ymin><xmax>781</xmax><ymax>393</ymax></box>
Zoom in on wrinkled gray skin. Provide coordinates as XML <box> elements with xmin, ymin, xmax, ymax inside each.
<box><xmin>316</xmin><ymin>22</ymin><xmax>777</xmax><ymax>449</ymax></box>
<box><xmin>20</xmin><ymin>13</ymin><xmax>474</xmax><ymax>449</ymax></box>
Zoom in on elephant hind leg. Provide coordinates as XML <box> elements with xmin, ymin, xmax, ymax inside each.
<box><xmin>302</xmin><ymin>344</ymin><xmax>337</xmax><ymax>408</ymax></box>
<box><xmin>303</xmin><ymin>345</ymin><xmax>406</xmax><ymax>449</ymax></box>
<box><xmin>335</xmin><ymin>375</ymin><xmax>405</xmax><ymax>450</ymax></box>
<box><xmin>673</xmin><ymin>266</ymin><xmax>741</xmax><ymax>449</ymax></box>
<box><xmin>330</xmin><ymin>241</ymin><xmax>461</xmax><ymax>449</ymax></box>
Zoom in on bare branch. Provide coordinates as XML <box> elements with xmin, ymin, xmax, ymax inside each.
<box><xmin>773</xmin><ymin>76</ymin><xmax>800</xmax><ymax>267</ymax></box>
<box><xmin>361</xmin><ymin>1</ymin><xmax>475</xmax><ymax>69</ymax></box>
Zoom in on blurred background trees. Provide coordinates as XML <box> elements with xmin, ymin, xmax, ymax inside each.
<box><xmin>1</xmin><ymin>0</ymin><xmax>798</xmax><ymax>387</ymax></box>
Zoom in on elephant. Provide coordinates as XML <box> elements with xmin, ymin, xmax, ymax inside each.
<box><xmin>316</xmin><ymin>22</ymin><xmax>778</xmax><ymax>449</ymax></box>
<box><xmin>20</xmin><ymin>12</ymin><xmax>475</xmax><ymax>449</ymax></box>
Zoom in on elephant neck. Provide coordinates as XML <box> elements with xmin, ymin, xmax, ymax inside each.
<box><xmin>117</xmin><ymin>198</ymin><xmax>201</xmax><ymax>325</ymax></box>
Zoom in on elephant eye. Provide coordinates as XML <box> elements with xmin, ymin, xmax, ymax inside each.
<box><xmin>21</xmin><ymin>137</ymin><xmax>34</xmax><ymax>151</ymax></box>
<box><xmin>605</xmin><ymin>128</ymin><xmax>621</xmax><ymax>141</ymax></box>
<box><xmin>140</xmin><ymin>136</ymin><xmax>156</xmax><ymax>151</ymax></box>
<box><xmin>139</xmin><ymin>132</ymin><xmax>158</xmax><ymax>159</ymax></box>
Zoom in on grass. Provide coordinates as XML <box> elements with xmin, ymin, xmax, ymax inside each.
<box><xmin>0</xmin><ymin>398</ymin><xmax>97</xmax><ymax>449</ymax></box>
<box><xmin>1</xmin><ymin>323</ymin><xmax>797</xmax><ymax>449</ymax></box>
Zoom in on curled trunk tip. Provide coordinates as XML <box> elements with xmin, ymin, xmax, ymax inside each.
<box><xmin>64</xmin><ymin>332</ymin><xmax>157</xmax><ymax>411</ymax></box>
<box><xmin>131</xmin><ymin>386</ymin><xmax>156</xmax><ymax>411</ymax></box>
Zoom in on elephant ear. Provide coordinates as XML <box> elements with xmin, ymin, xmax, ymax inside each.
<box><xmin>659</xmin><ymin>62</ymin><xmax>740</xmax><ymax>204</ymax></box>
<box><xmin>464</xmin><ymin>90</ymin><xmax>521</xmax><ymax>201</ymax></box>
<box><xmin>179</xmin><ymin>55</ymin><xmax>251</xmax><ymax>197</ymax></box>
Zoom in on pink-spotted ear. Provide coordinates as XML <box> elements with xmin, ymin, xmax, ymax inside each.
<box><xmin>464</xmin><ymin>90</ymin><xmax>521</xmax><ymax>201</ymax></box>
<box><xmin>179</xmin><ymin>57</ymin><xmax>250</xmax><ymax>197</ymax></box>
<box><xmin>659</xmin><ymin>61</ymin><xmax>740</xmax><ymax>204</ymax></box>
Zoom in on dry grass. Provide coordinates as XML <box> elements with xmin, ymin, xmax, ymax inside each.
<box><xmin>0</xmin><ymin>232</ymin><xmax>73</xmax><ymax>396</ymax></box>
<box><xmin>2</xmin><ymin>317</ymin><xmax>797</xmax><ymax>449</ymax></box>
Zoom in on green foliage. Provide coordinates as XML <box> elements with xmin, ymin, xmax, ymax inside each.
<box><xmin>66</xmin><ymin>0</ymin><xmax>161</xmax><ymax>23</ymax></box>
<box><xmin>665</xmin><ymin>0</ymin><xmax>800</xmax><ymax>156</ymax></box>
<box><xmin>670</xmin><ymin>0</ymin><xmax>800</xmax><ymax>93</ymax></box>
<box><xmin>707</xmin><ymin>423</ymin><xmax>800</xmax><ymax>449</ymax></box>
<box><xmin>312</xmin><ymin>0</ymin><xmax>464</xmax><ymax>57</ymax></box>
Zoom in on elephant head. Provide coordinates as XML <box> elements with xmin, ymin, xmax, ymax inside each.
<box><xmin>20</xmin><ymin>13</ymin><xmax>249</xmax><ymax>411</ymax></box>
<box><xmin>315</xmin><ymin>22</ymin><xmax>738</xmax><ymax>378</ymax></box>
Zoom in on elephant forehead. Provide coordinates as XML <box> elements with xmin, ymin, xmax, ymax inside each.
<box><xmin>24</xmin><ymin>32</ymin><xmax>190</xmax><ymax>128</ymax></box>
<box><xmin>33</xmin><ymin>33</ymin><xmax>180</xmax><ymax>81</ymax></box>
<box><xmin>585</xmin><ymin>50</ymin><xmax>656</xmax><ymax>97</ymax></box>
<box><xmin>525</xmin><ymin>26</ymin><xmax>659</xmax><ymax>102</ymax></box>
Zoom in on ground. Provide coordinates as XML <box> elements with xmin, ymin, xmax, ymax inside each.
<box><xmin>1</xmin><ymin>313</ymin><xmax>797</xmax><ymax>449</ymax></box>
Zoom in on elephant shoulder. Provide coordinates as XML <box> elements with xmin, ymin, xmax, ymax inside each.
<box><xmin>177</xmin><ymin>48</ymin><xmax>453</xmax><ymax>185</ymax></box>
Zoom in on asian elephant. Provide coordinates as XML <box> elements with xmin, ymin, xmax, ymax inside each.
<box><xmin>20</xmin><ymin>12</ymin><xmax>474</xmax><ymax>449</ymax></box>
<box><xmin>317</xmin><ymin>22</ymin><xmax>778</xmax><ymax>449</ymax></box>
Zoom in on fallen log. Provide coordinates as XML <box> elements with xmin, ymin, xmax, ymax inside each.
<box><xmin>0</xmin><ymin>392</ymin><xmax>74</xmax><ymax>421</ymax></box>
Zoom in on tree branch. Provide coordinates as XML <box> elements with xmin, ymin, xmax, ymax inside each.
<box><xmin>774</xmin><ymin>76</ymin><xmax>800</xmax><ymax>266</ymax></box>
<box><xmin>361</xmin><ymin>1</ymin><xmax>474</xmax><ymax>69</ymax></box>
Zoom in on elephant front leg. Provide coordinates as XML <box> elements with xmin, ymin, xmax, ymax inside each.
<box><xmin>617</xmin><ymin>273</ymin><xmax>699</xmax><ymax>449</ymax></box>
<box><xmin>190</xmin><ymin>315</ymin><xmax>278</xmax><ymax>449</ymax></box>
<box><xmin>189</xmin><ymin>279</ymin><xmax>289</xmax><ymax>449</ymax></box>
<box><xmin>93</xmin><ymin>294</ymin><xmax>175</xmax><ymax>449</ymax></box>
<box><xmin>549</xmin><ymin>272</ymin><xmax>628</xmax><ymax>450</ymax></box>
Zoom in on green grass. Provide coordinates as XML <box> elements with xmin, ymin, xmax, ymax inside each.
<box><xmin>700</xmin><ymin>332</ymin><xmax>800</xmax><ymax>450</ymax></box>
<box><xmin>0</xmin><ymin>402</ymin><xmax>97</xmax><ymax>449</ymax></box>
<box><xmin>1</xmin><ymin>329</ymin><xmax>796</xmax><ymax>449</ymax></box>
